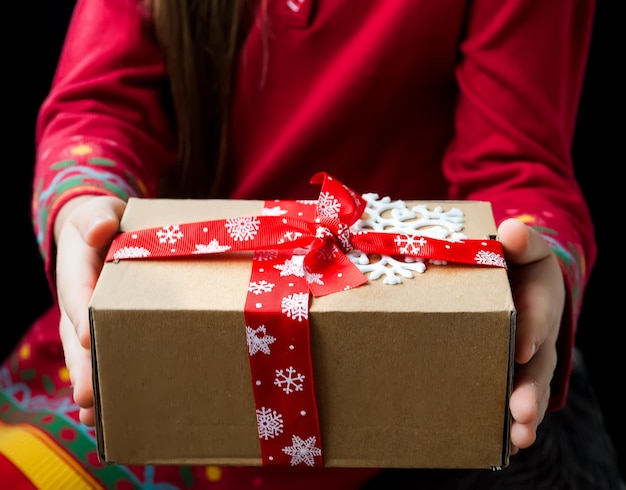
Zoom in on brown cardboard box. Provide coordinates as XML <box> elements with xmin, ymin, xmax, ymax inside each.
<box><xmin>89</xmin><ymin>197</ymin><xmax>515</xmax><ymax>469</ymax></box>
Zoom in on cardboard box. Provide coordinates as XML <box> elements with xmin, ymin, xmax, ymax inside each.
<box><xmin>89</xmin><ymin>197</ymin><xmax>515</xmax><ymax>469</ymax></box>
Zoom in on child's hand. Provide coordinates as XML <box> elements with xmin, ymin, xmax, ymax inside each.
<box><xmin>497</xmin><ymin>218</ymin><xmax>565</xmax><ymax>455</ymax></box>
<box><xmin>54</xmin><ymin>195</ymin><xmax>127</xmax><ymax>426</ymax></box>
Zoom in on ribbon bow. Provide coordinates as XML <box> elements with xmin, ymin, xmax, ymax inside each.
<box><xmin>107</xmin><ymin>172</ymin><xmax>506</xmax><ymax>297</ymax></box>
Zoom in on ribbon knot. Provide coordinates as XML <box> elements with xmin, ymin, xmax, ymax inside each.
<box><xmin>314</xmin><ymin>216</ymin><xmax>353</xmax><ymax>253</ymax></box>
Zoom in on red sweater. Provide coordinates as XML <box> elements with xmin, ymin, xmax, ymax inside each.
<box><xmin>28</xmin><ymin>0</ymin><xmax>596</xmax><ymax>488</ymax></box>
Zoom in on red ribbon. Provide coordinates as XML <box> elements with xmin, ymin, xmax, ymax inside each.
<box><xmin>105</xmin><ymin>172</ymin><xmax>506</xmax><ymax>467</ymax></box>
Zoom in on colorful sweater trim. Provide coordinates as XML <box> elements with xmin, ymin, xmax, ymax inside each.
<box><xmin>32</xmin><ymin>137</ymin><xmax>151</xmax><ymax>293</ymax></box>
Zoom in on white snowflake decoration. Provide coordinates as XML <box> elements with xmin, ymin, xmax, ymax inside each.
<box><xmin>263</xmin><ymin>206</ymin><xmax>288</xmax><ymax>216</ymax></box>
<box><xmin>246</xmin><ymin>325</ymin><xmax>276</xmax><ymax>355</ymax></box>
<box><xmin>256</xmin><ymin>407</ymin><xmax>284</xmax><ymax>440</ymax></box>
<box><xmin>393</xmin><ymin>234</ymin><xmax>428</xmax><ymax>255</ymax></box>
<box><xmin>347</xmin><ymin>194</ymin><xmax>469</xmax><ymax>284</ymax></box>
<box><xmin>248</xmin><ymin>280</ymin><xmax>275</xmax><ymax>295</ymax></box>
<box><xmin>225</xmin><ymin>216</ymin><xmax>260</xmax><ymax>241</ymax></box>
<box><xmin>475</xmin><ymin>249</ymin><xmax>507</xmax><ymax>267</ymax></box>
<box><xmin>282</xmin><ymin>435</ymin><xmax>322</xmax><ymax>466</ymax></box>
<box><xmin>304</xmin><ymin>266</ymin><xmax>324</xmax><ymax>286</ymax></box>
<box><xmin>281</xmin><ymin>292</ymin><xmax>309</xmax><ymax>322</ymax></box>
<box><xmin>275</xmin><ymin>366</ymin><xmax>305</xmax><ymax>394</ymax></box>
<box><xmin>192</xmin><ymin>239</ymin><xmax>231</xmax><ymax>254</ymax></box>
<box><xmin>113</xmin><ymin>246</ymin><xmax>151</xmax><ymax>260</ymax></box>
<box><xmin>355</xmin><ymin>194</ymin><xmax>465</xmax><ymax>235</ymax></box>
<box><xmin>317</xmin><ymin>192</ymin><xmax>341</xmax><ymax>218</ymax></box>
<box><xmin>279</xmin><ymin>231</ymin><xmax>304</xmax><ymax>243</ymax></box>
<box><xmin>351</xmin><ymin>252</ymin><xmax>426</xmax><ymax>285</ymax></box>
<box><xmin>274</xmin><ymin>257</ymin><xmax>305</xmax><ymax>277</ymax></box>
<box><xmin>156</xmin><ymin>224</ymin><xmax>184</xmax><ymax>244</ymax></box>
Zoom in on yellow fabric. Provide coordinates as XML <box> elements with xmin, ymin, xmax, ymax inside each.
<box><xmin>0</xmin><ymin>421</ymin><xmax>102</xmax><ymax>489</ymax></box>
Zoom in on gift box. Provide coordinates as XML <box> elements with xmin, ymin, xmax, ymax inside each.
<box><xmin>89</xmin><ymin>175</ymin><xmax>515</xmax><ymax>469</ymax></box>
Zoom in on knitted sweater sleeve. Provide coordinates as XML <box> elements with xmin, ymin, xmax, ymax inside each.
<box><xmin>32</xmin><ymin>0</ymin><xmax>178</xmax><ymax>295</ymax></box>
<box><xmin>442</xmin><ymin>0</ymin><xmax>597</xmax><ymax>410</ymax></box>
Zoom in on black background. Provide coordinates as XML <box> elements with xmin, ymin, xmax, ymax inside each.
<box><xmin>6</xmin><ymin>1</ymin><xmax>623</xmax><ymax>477</ymax></box>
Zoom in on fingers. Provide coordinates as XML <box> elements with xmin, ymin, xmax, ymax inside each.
<box><xmin>59</xmin><ymin>309</ymin><xmax>95</xmax><ymax>426</ymax></box>
<box><xmin>56</xmin><ymin>196</ymin><xmax>126</xmax><ymax>348</ymax></box>
<box><xmin>80</xmin><ymin>407</ymin><xmax>96</xmax><ymax>427</ymax></box>
<box><xmin>56</xmin><ymin>223</ymin><xmax>104</xmax><ymax>348</ymax></box>
<box><xmin>498</xmin><ymin>218</ymin><xmax>564</xmax><ymax>364</ymax></box>
<box><xmin>55</xmin><ymin>195</ymin><xmax>126</xmax><ymax>428</ymax></box>
<box><xmin>497</xmin><ymin>218</ymin><xmax>565</xmax><ymax>453</ymax></box>
<box><xmin>508</xmin><ymin>338</ymin><xmax>555</xmax><ymax>450</ymax></box>
<box><xmin>497</xmin><ymin>218</ymin><xmax>550</xmax><ymax>265</ymax></box>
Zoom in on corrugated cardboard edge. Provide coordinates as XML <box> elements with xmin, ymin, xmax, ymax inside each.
<box><xmin>491</xmin><ymin>228</ymin><xmax>514</xmax><ymax>472</ymax></box>
<box><xmin>501</xmin><ymin>310</ymin><xmax>515</xmax><ymax>469</ymax></box>
<box><xmin>90</xmin><ymin>307</ymin><xmax>108</xmax><ymax>464</ymax></box>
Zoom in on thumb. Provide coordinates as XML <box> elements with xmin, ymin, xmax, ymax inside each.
<box><xmin>497</xmin><ymin>218</ymin><xmax>552</xmax><ymax>267</ymax></box>
<box><xmin>68</xmin><ymin>196</ymin><xmax>127</xmax><ymax>250</ymax></box>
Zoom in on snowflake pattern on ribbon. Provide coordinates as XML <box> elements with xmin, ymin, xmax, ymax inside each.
<box><xmin>113</xmin><ymin>246</ymin><xmax>151</xmax><ymax>260</ymax></box>
<box><xmin>156</xmin><ymin>224</ymin><xmax>184</xmax><ymax>244</ymax></box>
<box><xmin>281</xmin><ymin>293</ymin><xmax>309</xmax><ymax>322</ymax></box>
<box><xmin>274</xmin><ymin>257</ymin><xmax>305</xmax><ymax>277</ymax></box>
<box><xmin>248</xmin><ymin>280</ymin><xmax>275</xmax><ymax>295</ymax></box>
<box><xmin>246</xmin><ymin>325</ymin><xmax>276</xmax><ymax>355</ymax></box>
<box><xmin>282</xmin><ymin>436</ymin><xmax>322</xmax><ymax>467</ymax></box>
<box><xmin>316</xmin><ymin>192</ymin><xmax>341</xmax><ymax>218</ymax></box>
<box><xmin>225</xmin><ymin>216</ymin><xmax>260</xmax><ymax>241</ymax></box>
<box><xmin>475</xmin><ymin>249</ymin><xmax>506</xmax><ymax>266</ymax></box>
<box><xmin>257</xmin><ymin>407</ymin><xmax>284</xmax><ymax>440</ymax></box>
<box><xmin>274</xmin><ymin>367</ymin><xmax>305</xmax><ymax>394</ymax></box>
<box><xmin>193</xmin><ymin>239</ymin><xmax>231</xmax><ymax>254</ymax></box>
